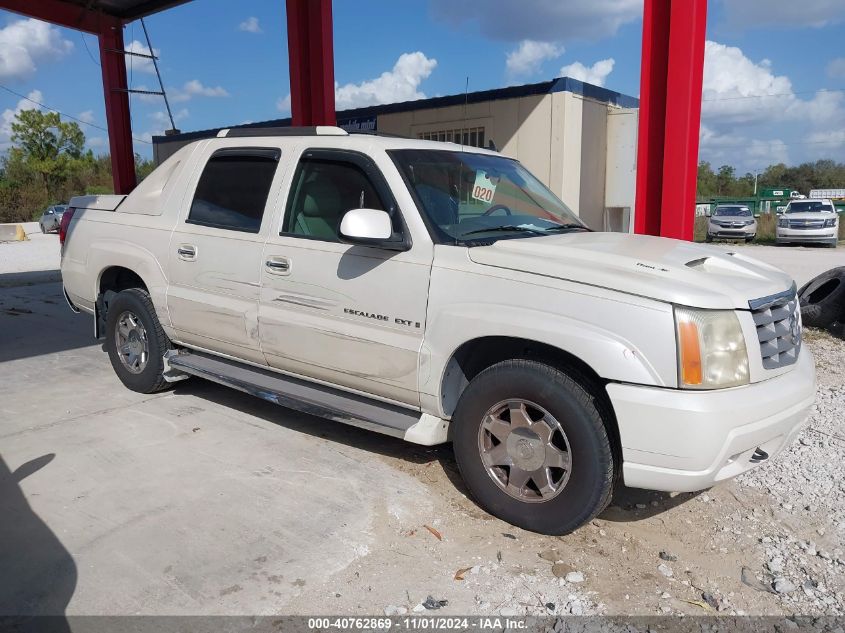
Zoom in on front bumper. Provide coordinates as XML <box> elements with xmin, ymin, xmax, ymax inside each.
<box><xmin>776</xmin><ymin>227</ymin><xmax>837</xmax><ymax>244</ymax></box>
<box><xmin>708</xmin><ymin>224</ymin><xmax>755</xmax><ymax>239</ymax></box>
<box><xmin>607</xmin><ymin>348</ymin><xmax>815</xmax><ymax>492</ymax></box>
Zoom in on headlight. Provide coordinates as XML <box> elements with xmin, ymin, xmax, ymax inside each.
<box><xmin>779</xmin><ymin>218</ymin><xmax>789</xmax><ymax>228</ymax></box>
<box><xmin>675</xmin><ymin>307</ymin><xmax>749</xmax><ymax>389</ymax></box>
<box><xmin>824</xmin><ymin>218</ymin><xmax>837</xmax><ymax>228</ymax></box>
<box><xmin>745</xmin><ymin>220</ymin><xmax>755</xmax><ymax>225</ymax></box>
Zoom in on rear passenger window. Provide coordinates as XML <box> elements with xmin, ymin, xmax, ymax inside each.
<box><xmin>187</xmin><ymin>148</ymin><xmax>280</xmax><ymax>233</ymax></box>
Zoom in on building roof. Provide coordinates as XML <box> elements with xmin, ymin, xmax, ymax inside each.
<box><xmin>153</xmin><ymin>76</ymin><xmax>639</xmax><ymax>145</ymax></box>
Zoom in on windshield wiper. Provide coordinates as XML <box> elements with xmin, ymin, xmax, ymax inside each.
<box><xmin>543</xmin><ymin>223</ymin><xmax>590</xmax><ymax>232</ymax></box>
<box><xmin>460</xmin><ymin>225</ymin><xmax>546</xmax><ymax>237</ymax></box>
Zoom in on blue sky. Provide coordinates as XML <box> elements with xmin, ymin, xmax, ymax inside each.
<box><xmin>1</xmin><ymin>0</ymin><xmax>844</xmax><ymax>173</ymax></box>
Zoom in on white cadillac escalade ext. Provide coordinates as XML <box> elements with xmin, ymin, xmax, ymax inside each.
<box><xmin>60</xmin><ymin>126</ymin><xmax>816</xmax><ymax>534</ymax></box>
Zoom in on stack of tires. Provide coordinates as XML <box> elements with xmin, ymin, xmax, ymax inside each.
<box><xmin>799</xmin><ymin>267</ymin><xmax>845</xmax><ymax>339</ymax></box>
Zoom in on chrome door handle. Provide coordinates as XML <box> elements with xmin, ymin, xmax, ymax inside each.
<box><xmin>265</xmin><ymin>257</ymin><xmax>291</xmax><ymax>274</ymax></box>
<box><xmin>177</xmin><ymin>244</ymin><xmax>197</xmax><ymax>261</ymax></box>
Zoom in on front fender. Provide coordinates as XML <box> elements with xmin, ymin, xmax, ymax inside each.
<box><xmin>420</xmin><ymin>269</ymin><xmax>678</xmax><ymax>417</ymax></box>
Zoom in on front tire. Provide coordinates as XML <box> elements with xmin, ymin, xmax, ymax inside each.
<box><xmin>452</xmin><ymin>360</ymin><xmax>615</xmax><ymax>535</ymax></box>
<box><xmin>105</xmin><ymin>288</ymin><xmax>172</xmax><ymax>394</ymax></box>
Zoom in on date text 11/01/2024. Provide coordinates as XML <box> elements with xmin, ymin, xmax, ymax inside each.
<box><xmin>306</xmin><ymin>617</ymin><xmax>528</xmax><ymax>630</ymax></box>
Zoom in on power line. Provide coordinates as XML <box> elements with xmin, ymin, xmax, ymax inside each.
<box><xmin>80</xmin><ymin>33</ymin><xmax>100</xmax><ymax>68</ymax></box>
<box><xmin>703</xmin><ymin>87</ymin><xmax>845</xmax><ymax>102</ymax></box>
<box><xmin>0</xmin><ymin>83</ymin><xmax>151</xmax><ymax>144</ymax></box>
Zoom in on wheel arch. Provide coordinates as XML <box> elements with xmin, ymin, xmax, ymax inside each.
<box><xmin>439</xmin><ymin>335</ymin><xmax>622</xmax><ymax>471</ymax></box>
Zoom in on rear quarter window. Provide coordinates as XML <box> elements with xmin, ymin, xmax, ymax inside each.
<box><xmin>187</xmin><ymin>148</ymin><xmax>280</xmax><ymax>233</ymax></box>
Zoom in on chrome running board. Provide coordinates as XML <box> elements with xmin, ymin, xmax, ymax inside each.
<box><xmin>164</xmin><ymin>350</ymin><xmax>421</xmax><ymax>439</ymax></box>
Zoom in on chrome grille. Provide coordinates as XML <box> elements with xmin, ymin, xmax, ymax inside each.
<box><xmin>749</xmin><ymin>287</ymin><xmax>800</xmax><ymax>370</ymax></box>
<box><xmin>788</xmin><ymin>219</ymin><xmax>824</xmax><ymax>229</ymax></box>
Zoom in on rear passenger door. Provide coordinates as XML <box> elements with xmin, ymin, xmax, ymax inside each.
<box><xmin>167</xmin><ymin>144</ymin><xmax>285</xmax><ymax>365</ymax></box>
<box><xmin>258</xmin><ymin>148</ymin><xmax>432</xmax><ymax>406</ymax></box>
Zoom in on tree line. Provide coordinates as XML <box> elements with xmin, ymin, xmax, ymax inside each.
<box><xmin>697</xmin><ymin>160</ymin><xmax>845</xmax><ymax>200</ymax></box>
<box><xmin>0</xmin><ymin>109</ymin><xmax>154</xmax><ymax>224</ymax></box>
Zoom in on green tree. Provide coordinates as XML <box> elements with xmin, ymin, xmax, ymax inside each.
<box><xmin>10</xmin><ymin>109</ymin><xmax>86</xmax><ymax>201</ymax></box>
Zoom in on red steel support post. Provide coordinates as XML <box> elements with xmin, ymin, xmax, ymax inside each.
<box><xmin>286</xmin><ymin>0</ymin><xmax>336</xmax><ymax>126</ymax></box>
<box><xmin>634</xmin><ymin>0</ymin><xmax>707</xmax><ymax>241</ymax></box>
<box><xmin>99</xmin><ymin>21</ymin><xmax>137</xmax><ymax>194</ymax></box>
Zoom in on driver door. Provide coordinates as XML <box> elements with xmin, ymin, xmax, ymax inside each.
<box><xmin>258</xmin><ymin>148</ymin><xmax>432</xmax><ymax>406</ymax></box>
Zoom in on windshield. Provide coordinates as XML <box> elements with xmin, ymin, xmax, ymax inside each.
<box><xmin>787</xmin><ymin>201</ymin><xmax>834</xmax><ymax>213</ymax></box>
<box><xmin>389</xmin><ymin>149</ymin><xmax>587</xmax><ymax>244</ymax></box>
<box><xmin>714</xmin><ymin>207</ymin><xmax>751</xmax><ymax>217</ymax></box>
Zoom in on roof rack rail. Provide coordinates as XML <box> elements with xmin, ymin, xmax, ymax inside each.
<box><xmin>217</xmin><ymin>126</ymin><xmax>348</xmax><ymax>138</ymax></box>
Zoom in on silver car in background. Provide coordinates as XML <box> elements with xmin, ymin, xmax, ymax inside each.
<box><xmin>706</xmin><ymin>205</ymin><xmax>757</xmax><ymax>243</ymax></box>
<box><xmin>38</xmin><ymin>205</ymin><xmax>67</xmax><ymax>233</ymax></box>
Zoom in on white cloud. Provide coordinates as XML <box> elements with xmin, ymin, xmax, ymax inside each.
<box><xmin>87</xmin><ymin>136</ymin><xmax>106</xmax><ymax>150</ymax></box>
<box><xmin>239</xmin><ymin>17</ymin><xmax>262</xmax><ymax>33</ymax></box>
<box><xmin>277</xmin><ymin>94</ymin><xmax>291</xmax><ymax>114</ymax></box>
<box><xmin>827</xmin><ymin>58</ymin><xmax>845</xmax><ymax>79</ymax></box>
<box><xmin>559</xmin><ymin>58</ymin><xmax>615</xmax><ymax>87</ymax></box>
<box><xmin>125</xmin><ymin>40</ymin><xmax>158</xmax><ymax>75</ymax></box>
<box><xmin>699</xmin><ymin>123</ymin><xmax>790</xmax><ymax>171</ymax></box>
<box><xmin>505</xmin><ymin>40</ymin><xmax>564</xmax><ymax>77</ymax></box>
<box><xmin>335</xmin><ymin>52</ymin><xmax>437</xmax><ymax>109</ymax></box>
<box><xmin>702</xmin><ymin>41</ymin><xmax>844</xmax><ymax>128</ymax></box>
<box><xmin>430</xmin><ymin>0</ymin><xmax>641</xmax><ymax>42</ymax></box>
<box><xmin>78</xmin><ymin>110</ymin><xmax>95</xmax><ymax>125</ymax></box>
<box><xmin>0</xmin><ymin>19</ymin><xmax>73</xmax><ymax>82</ymax></box>
<box><xmin>139</xmin><ymin>109</ymin><xmax>189</xmax><ymax>144</ymax></box>
<box><xmin>721</xmin><ymin>0</ymin><xmax>844</xmax><ymax>29</ymax></box>
<box><xmin>1</xmin><ymin>89</ymin><xmax>44</xmax><ymax>150</ymax></box>
<box><xmin>170</xmin><ymin>80</ymin><xmax>229</xmax><ymax>102</ymax></box>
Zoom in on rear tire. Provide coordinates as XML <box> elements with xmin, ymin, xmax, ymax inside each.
<box><xmin>451</xmin><ymin>359</ymin><xmax>615</xmax><ymax>535</ymax></box>
<box><xmin>105</xmin><ymin>288</ymin><xmax>172</xmax><ymax>394</ymax></box>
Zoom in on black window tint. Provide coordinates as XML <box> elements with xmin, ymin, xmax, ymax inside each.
<box><xmin>283</xmin><ymin>158</ymin><xmax>386</xmax><ymax>242</ymax></box>
<box><xmin>188</xmin><ymin>149</ymin><xmax>279</xmax><ymax>233</ymax></box>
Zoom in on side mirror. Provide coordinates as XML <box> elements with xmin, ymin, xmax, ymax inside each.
<box><xmin>339</xmin><ymin>208</ymin><xmax>406</xmax><ymax>250</ymax></box>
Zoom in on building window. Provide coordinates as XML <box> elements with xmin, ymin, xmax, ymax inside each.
<box><xmin>418</xmin><ymin>126</ymin><xmax>486</xmax><ymax>148</ymax></box>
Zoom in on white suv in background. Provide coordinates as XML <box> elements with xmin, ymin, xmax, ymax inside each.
<box><xmin>777</xmin><ymin>199</ymin><xmax>839</xmax><ymax>248</ymax></box>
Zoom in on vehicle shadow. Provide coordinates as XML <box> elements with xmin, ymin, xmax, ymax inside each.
<box><xmin>0</xmin><ymin>454</ymin><xmax>76</xmax><ymax>632</ymax></box>
<box><xmin>599</xmin><ymin>485</ymin><xmax>703</xmax><ymax>522</ymax></box>
<box><xmin>170</xmin><ymin>379</ymin><xmax>699</xmax><ymax>526</ymax></box>
<box><xmin>171</xmin><ymin>378</ymin><xmax>455</xmax><ymax>468</ymax></box>
<box><xmin>0</xmin><ymin>278</ymin><xmax>93</xmax><ymax>363</ymax></box>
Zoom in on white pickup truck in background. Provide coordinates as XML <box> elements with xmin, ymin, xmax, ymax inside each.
<box><xmin>60</xmin><ymin>126</ymin><xmax>816</xmax><ymax>535</ymax></box>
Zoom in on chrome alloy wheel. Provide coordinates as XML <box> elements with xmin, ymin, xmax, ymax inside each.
<box><xmin>477</xmin><ymin>399</ymin><xmax>572</xmax><ymax>503</ymax></box>
<box><xmin>114</xmin><ymin>310</ymin><xmax>149</xmax><ymax>374</ymax></box>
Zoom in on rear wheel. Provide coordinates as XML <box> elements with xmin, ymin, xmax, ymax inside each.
<box><xmin>105</xmin><ymin>288</ymin><xmax>172</xmax><ymax>393</ymax></box>
<box><xmin>452</xmin><ymin>359</ymin><xmax>615</xmax><ymax>535</ymax></box>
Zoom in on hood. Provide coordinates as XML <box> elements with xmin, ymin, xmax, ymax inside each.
<box><xmin>467</xmin><ymin>232</ymin><xmax>794</xmax><ymax>309</ymax></box>
<box><xmin>784</xmin><ymin>211</ymin><xmax>837</xmax><ymax>220</ymax></box>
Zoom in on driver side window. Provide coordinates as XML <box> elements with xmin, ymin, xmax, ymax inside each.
<box><xmin>283</xmin><ymin>157</ymin><xmax>386</xmax><ymax>243</ymax></box>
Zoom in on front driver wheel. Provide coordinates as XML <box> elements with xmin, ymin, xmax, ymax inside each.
<box><xmin>105</xmin><ymin>288</ymin><xmax>172</xmax><ymax>393</ymax></box>
<box><xmin>452</xmin><ymin>359</ymin><xmax>615</xmax><ymax>535</ymax></box>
